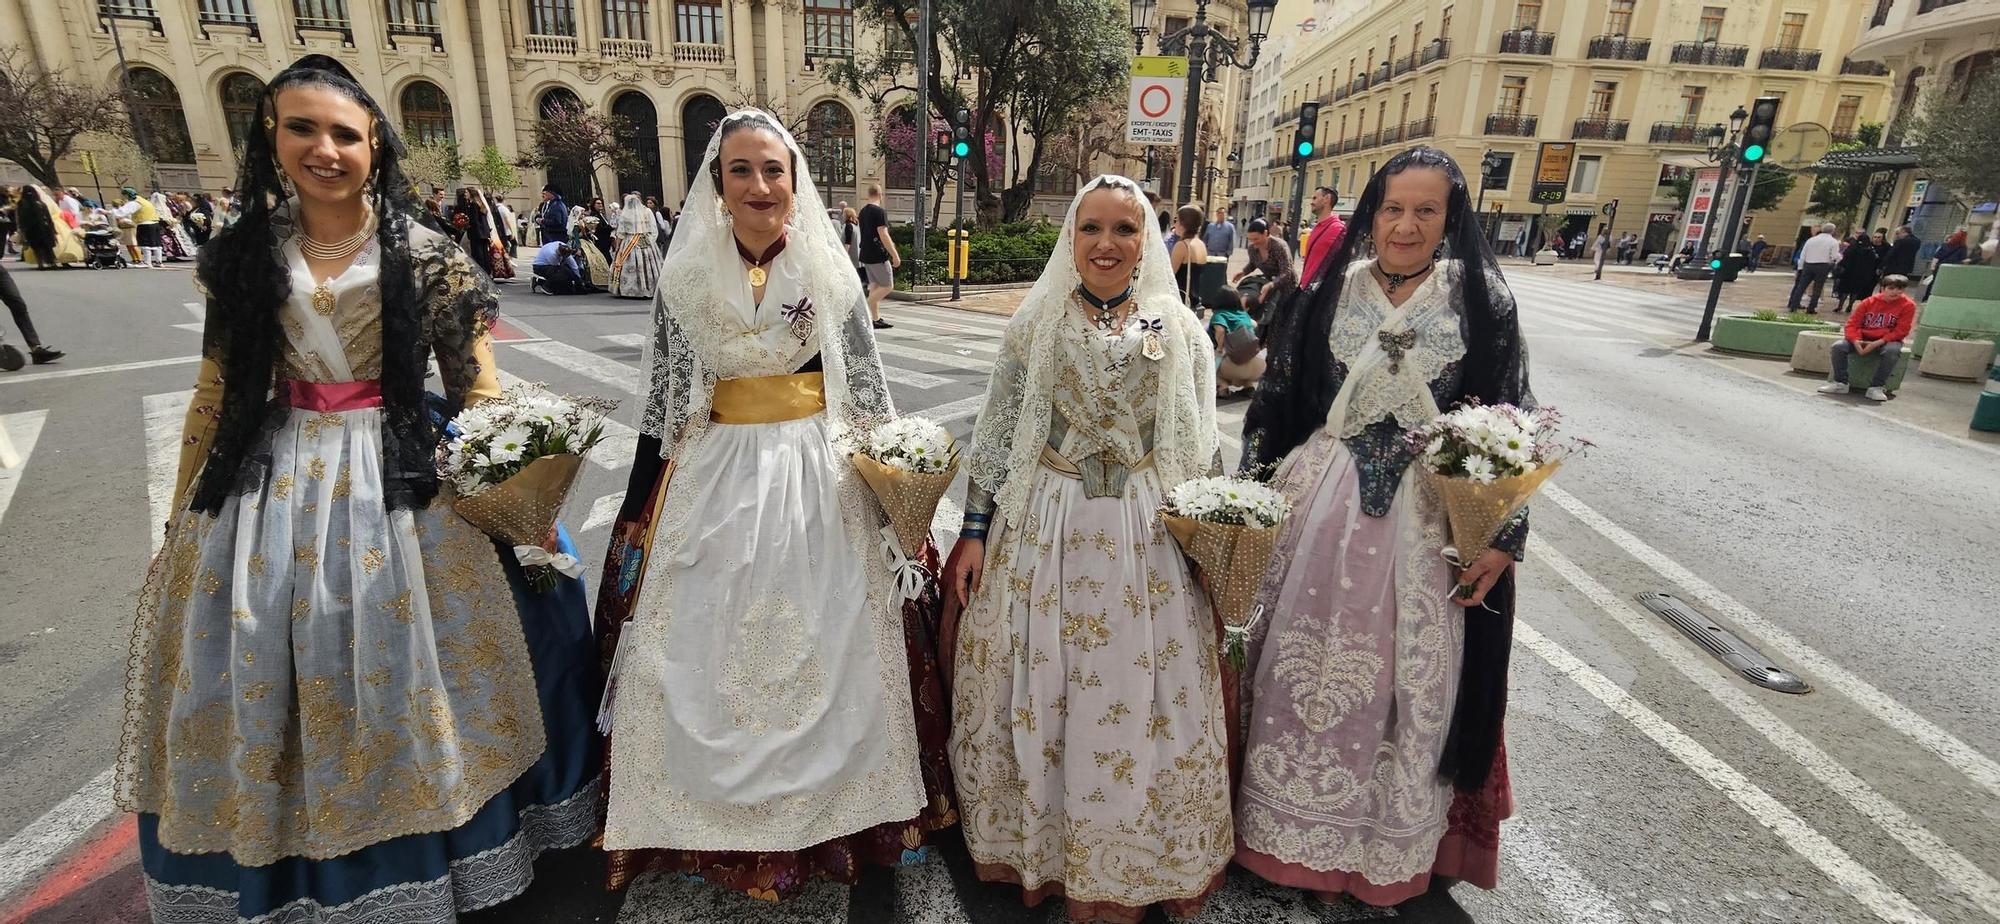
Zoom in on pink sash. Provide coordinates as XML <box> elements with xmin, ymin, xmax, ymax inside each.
<box><xmin>287</xmin><ymin>380</ymin><xmax>384</xmax><ymax>412</ymax></box>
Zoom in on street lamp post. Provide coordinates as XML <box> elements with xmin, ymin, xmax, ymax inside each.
<box><xmin>1476</xmin><ymin>150</ymin><xmax>1502</xmax><ymax>246</ymax></box>
<box><xmin>1132</xmin><ymin>0</ymin><xmax>1276</xmax><ymax>204</ymax></box>
<box><xmin>1693</xmin><ymin>105</ymin><xmax>1750</xmax><ymax>261</ymax></box>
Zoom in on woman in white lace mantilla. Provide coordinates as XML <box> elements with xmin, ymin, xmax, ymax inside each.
<box><xmin>595</xmin><ymin>110</ymin><xmax>955</xmax><ymax>899</ymax></box>
<box><xmin>1234</xmin><ymin>147</ymin><xmax>1532</xmax><ymax>906</ymax></box>
<box><xmin>938</xmin><ymin>176</ymin><xmax>1230</xmax><ymax>923</ymax></box>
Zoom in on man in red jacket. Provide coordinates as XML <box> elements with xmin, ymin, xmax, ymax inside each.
<box><xmin>1819</xmin><ymin>274</ymin><xmax>1918</xmax><ymax>401</ymax></box>
<box><xmin>1298</xmin><ymin>186</ymin><xmax>1347</xmax><ymax>287</ymax></box>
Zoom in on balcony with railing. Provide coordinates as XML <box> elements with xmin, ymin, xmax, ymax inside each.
<box><xmin>1381</xmin><ymin>123</ymin><xmax>1406</xmax><ymax>146</ymax></box>
<box><xmin>1650</xmin><ymin>121</ymin><xmax>1705</xmax><ymax>144</ymax></box>
<box><xmin>675</xmin><ymin>42</ymin><xmax>728</xmax><ymax>64</ymax></box>
<box><xmin>384</xmin><ymin>0</ymin><xmax>442</xmax><ymax>49</ymax></box>
<box><xmin>1572</xmin><ymin>117</ymin><xmax>1630</xmax><ymax>140</ymax></box>
<box><xmin>1350</xmin><ymin>73</ymin><xmax>1370</xmax><ymax>95</ymax></box>
<box><xmin>1840</xmin><ymin>57</ymin><xmax>1890</xmax><ymax>76</ymax></box>
<box><xmin>1485</xmin><ymin>112</ymin><xmax>1538</xmax><ymax>136</ymax></box>
<box><xmin>600</xmin><ymin>36</ymin><xmax>653</xmax><ymax>59</ymax></box>
<box><xmin>525</xmin><ymin>33</ymin><xmax>579</xmax><ymax>54</ymax></box>
<box><xmin>99</xmin><ymin>0</ymin><xmax>163</xmax><ymax>31</ymax></box>
<box><xmin>1497</xmin><ymin>29</ymin><xmax>1555</xmax><ymax>55</ymax></box>
<box><xmin>1332</xmin><ymin>83</ymin><xmax>1350</xmax><ymax>101</ymax></box>
<box><xmin>291</xmin><ymin>0</ymin><xmax>354</xmax><ymax>42</ymax></box>
<box><xmin>1670</xmin><ymin>41</ymin><xmax>1747</xmax><ymax>66</ymax></box>
<box><xmin>1372</xmin><ymin>63</ymin><xmax>1391</xmax><ymax>84</ymax></box>
<box><xmin>1405</xmin><ymin>116</ymin><xmax>1435</xmax><ymax>140</ymax></box>
<box><xmin>1393</xmin><ymin>54</ymin><xmax>1413</xmax><ymax>76</ymax></box>
<box><xmin>197</xmin><ymin>0</ymin><xmax>257</xmax><ymax>37</ymax></box>
<box><xmin>1420</xmin><ymin>38</ymin><xmax>1451</xmax><ymax>66</ymax></box>
<box><xmin>1758</xmin><ymin>46</ymin><xmax>1821</xmax><ymax>71</ymax></box>
<box><xmin>1831</xmin><ymin>130</ymin><xmax>1860</xmax><ymax>143</ymax></box>
<box><xmin>1587</xmin><ymin>34</ymin><xmax>1650</xmax><ymax>61</ymax></box>
<box><xmin>1341</xmin><ymin>136</ymin><xmax>1361</xmax><ymax>154</ymax></box>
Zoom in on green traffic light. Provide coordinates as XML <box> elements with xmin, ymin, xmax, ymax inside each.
<box><xmin>1709</xmin><ymin>258</ymin><xmax>1723</xmax><ymax>270</ymax></box>
<box><xmin>953</xmin><ymin>142</ymin><xmax>970</xmax><ymax>158</ymax></box>
<box><xmin>1743</xmin><ymin>143</ymin><xmax>1765</xmax><ymax>162</ymax></box>
<box><xmin>1297</xmin><ymin>141</ymin><xmax>1314</xmax><ymax>157</ymax></box>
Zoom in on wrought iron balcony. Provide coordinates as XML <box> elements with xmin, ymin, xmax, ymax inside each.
<box><xmin>1841</xmin><ymin>57</ymin><xmax>1890</xmax><ymax>76</ymax></box>
<box><xmin>1587</xmin><ymin>34</ymin><xmax>1650</xmax><ymax>61</ymax></box>
<box><xmin>1351</xmin><ymin>73</ymin><xmax>1370</xmax><ymax>94</ymax></box>
<box><xmin>1380</xmin><ymin>124</ymin><xmax>1405</xmax><ymax>146</ymax></box>
<box><xmin>1572</xmin><ymin>117</ymin><xmax>1630</xmax><ymax>140</ymax></box>
<box><xmin>1650</xmin><ymin>121</ymin><xmax>1706</xmax><ymax>144</ymax></box>
<box><xmin>1759</xmin><ymin>47</ymin><xmax>1822</xmax><ymax>71</ymax></box>
<box><xmin>1394</xmin><ymin>55</ymin><xmax>1414</xmax><ymax>77</ymax></box>
<box><xmin>1405</xmin><ymin>116</ymin><xmax>1435</xmax><ymax>140</ymax></box>
<box><xmin>385</xmin><ymin>0</ymin><xmax>443</xmax><ymax>49</ymax></box>
<box><xmin>1498</xmin><ymin>29</ymin><xmax>1555</xmax><ymax>55</ymax></box>
<box><xmin>1372</xmin><ymin>63</ymin><xmax>1391</xmax><ymax>84</ymax></box>
<box><xmin>1420</xmin><ymin>38</ymin><xmax>1451</xmax><ymax>66</ymax></box>
<box><xmin>525</xmin><ymin>33</ymin><xmax>578</xmax><ymax>54</ymax></box>
<box><xmin>1671</xmin><ymin>41</ymin><xmax>1747</xmax><ymax>66</ymax></box>
<box><xmin>1341</xmin><ymin>136</ymin><xmax>1360</xmax><ymax>154</ymax></box>
<box><xmin>1484</xmin><ymin>112</ymin><xmax>1539</xmax><ymax>136</ymax></box>
<box><xmin>1333</xmin><ymin>83</ymin><xmax>1350</xmax><ymax>101</ymax></box>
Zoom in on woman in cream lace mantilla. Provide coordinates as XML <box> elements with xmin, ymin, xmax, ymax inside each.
<box><xmin>117</xmin><ymin>56</ymin><xmax>602</xmax><ymax>924</ymax></box>
<box><xmin>939</xmin><ymin>176</ymin><xmax>1229</xmax><ymax>923</ymax></box>
<box><xmin>595</xmin><ymin>110</ymin><xmax>955</xmax><ymax>899</ymax></box>
<box><xmin>1234</xmin><ymin>146</ymin><xmax>1532</xmax><ymax>906</ymax></box>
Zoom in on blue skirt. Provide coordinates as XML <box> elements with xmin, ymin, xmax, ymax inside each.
<box><xmin>137</xmin><ymin>526</ymin><xmax>604</xmax><ymax>923</ymax></box>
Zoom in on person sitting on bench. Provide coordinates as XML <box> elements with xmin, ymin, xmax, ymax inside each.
<box><xmin>1818</xmin><ymin>274</ymin><xmax>1917</xmax><ymax>402</ymax></box>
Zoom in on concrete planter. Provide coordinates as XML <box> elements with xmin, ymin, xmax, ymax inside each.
<box><xmin>1533</xmin><ymin>249</ymin><xmax>1559</xmax><ymax>266</ymax></box>
<box><xmin>1712</xmin><ymin>315</ymin><xmax>1835</xmax><ymax>358</ymax></box>
<box><xmin>1790</xmin><ymin>330</ymin><xmax>1840</xmax><ymax>375</ymax></box>
<box><xmin>1918</xmin><ymin>336</ymin><xmax>1997</xmax><ymax>381</ymax></box>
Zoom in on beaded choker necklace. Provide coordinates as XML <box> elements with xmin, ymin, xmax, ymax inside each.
<box><xmin>735</xmin><ymin>233</ymin><xmax>788</xmax><ymax>287</ymax></box>
<box><xmin>1075</xmin><ymin>285</ymin><xmax>1133</xmax><ymax>331</ymax></box>
<box><xmin>1377</xmin><ymin>261</ymin><xmax>1435</xmax><ymax>294</ymax></box>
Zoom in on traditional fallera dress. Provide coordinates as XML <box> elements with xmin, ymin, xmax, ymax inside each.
<box><xmin>950</xmin><ymin>183</ymin><xmax>1229</xmax><ymax>923</ymax></box>
<box><xmin>1234</xmin><ymin>259</ymin><xmax>1527</xmax><ymax>906</ymax></box>
<box><xmin>118</xmin><ymin>208</ymin><xmax>603</xmax><ymax>923</ymax></box>
<box><xmin>598</xmin><ymin>222</ymin><xmax>954</xmax><ymax>897</ymax></box>
<box><xmin>611</xmin><ymin>194</ymin><xmax>662</xmax><ymax>300</ymax></box>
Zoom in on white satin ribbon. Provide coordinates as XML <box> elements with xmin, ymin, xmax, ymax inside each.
<box><xmin>514</xmin><ymin>544</ymin><xmax>586</xmax><ymax>579</ymax></box>
<box><xmin>877</xmin><ymin>525</ymin><xmax>929</xmax><ymax>601</ymax></box>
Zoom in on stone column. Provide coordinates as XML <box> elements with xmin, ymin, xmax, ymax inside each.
<box><xmin>439</xmin><ymin>0</ymin><xmax>487</xmax><ymax>161</ymax></box>
<box><xmin>762</xmin><ymin>2</ymin><xmax>787</xmax><ymax>110</ymax></box>
<box><xmin>21</xmin><ymin>0</ymin><xmax>76</xmax><ymax>72</ymax></box>
<box><xmin>732</xmin><ymin>0</ymin><xmax>755</xmax><ymax>93</ymax></box>
<box><xmin>662</xmin><ymin>121</ymin><xmax>687</xmax><ymax>206</ymax></box>
<box><xmin>472</xmin><ymin>0</ymin><xmax>521</xmax><ymax>159</ymax></box>
<box><xmin>246</xmin><ymin>0</ymin><xmax>290</xmax><ymax>70</ymax></box>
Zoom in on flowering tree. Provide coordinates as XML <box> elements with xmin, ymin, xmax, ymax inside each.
<box><xmin>877</xmin><ymin>110</ymin><xmax>1001</xmax><ymax>224</ymax></box>
<box><xmin>515</xmin><ymin>100</ymin><xmax>640</xmax><ymax>201</ymax></box>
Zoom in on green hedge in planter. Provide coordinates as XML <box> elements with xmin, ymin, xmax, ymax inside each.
<box><xmin>1711</xmin><ymin>314</ymin><xmax>1835</xmax><ymax>357</ymax></box>
<box><xmin>886</xmin><ymin>221</ymin><xmax>1059</xmax><ymax>287</ymax></box>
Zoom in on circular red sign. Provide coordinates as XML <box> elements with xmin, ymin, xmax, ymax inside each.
<box><xmin>1139</xmin><ymin>84</ymin><xmax>1173</xmax><ymax>118</ymax></box>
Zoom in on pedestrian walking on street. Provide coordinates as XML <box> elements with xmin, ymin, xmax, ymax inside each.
<box><xmin>1925</xmin><ymin>230</ymin><xmax>1969</xmax><ymax>300</ymax></box>
<box><xmin>0</xmin><ymin>263</ymin><xmax>64</xmax><ymax>369</ymax></box>
<box><xmin>1882</xmin><ymin>224</ymin><xmax>1922</xmax><ymax>279</ymax></box>
<box><xmin>595</xmin><ymin>109</ymin><xmax>955</xmax><ymax>900</ymax></box>
<box><xmin>536</xmin><ymin>184</ymin><xmax>569</xmax><ymax>247</ymax></box>
<box><xmin>0</xmin><ymin>186</ymin><xmax>15</xmax><ymax>257</ymax></box>
<box><xmin>1833</xmin><ymin>231</ymin><xmax>1883</xmax><ymax>313</ymax></box>
<box><xmin>858</xmin><ymin>183</ymin><xmax>899</xmax><ymax>329</ymax></box>
<box><xmin>112</xmin><ymin>186</ymin><xmax>163</xmax><ymax>267</ymax></box>
<box><xmin>1747</xmin><ymin>234</ymin><xmax>1769</xmax><ymax>271</ymax></box>
<box><xmin>1236</xmin><ymin>146</ymin><xmax>1531</xmax><ymax>907</ymax></box>
<box><xmin>608</xmin><ymin>191</ymin><xmax>660</xmax><ymax>298</ymax></box>
<box><xmin>1820</xmin><ymin>274</ymin><xmax>1918</xmax><ymax>402</ymax></box>
<box><xmin>115</xmin><ymin>54</ymin><xmax>603</xmax><ymax>924</ymax></box>
<box><xmin>1202</xmin><ymin>204</ymin><xmax>1238</xmax><ymax>263</ymax></box>
<box><xmin>1299</xmin><ymin>185</ymin><xmax>1348</xmax><ymax>288</ymax></box>
<box><xmin>13</xmin><ymin>185</ymin><xmax>83</xmax><ymax>268</ymax></box>
<box><xmin>1591</xmin><ymin>222</ymin><xmax>1609</xmax><ymax>280</ymax></box>
<box><xmin>941</xmin><ymin>174</ymin><xmax>1229</xmax><ymax>921</ymax></box>
<box><xmin>1172</xmin><ymin>204</ymin><xmax>1211</xmax><ymax>311</ymax></box>
<box><xmin>1787</xmin><ymin>222</ymin><xmax>1842</xmax><ymax>313</ymax></box>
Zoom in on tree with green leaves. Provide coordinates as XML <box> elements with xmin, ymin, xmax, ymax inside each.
<box><xmin>515</xmin><ymin>100</ymin><xmax>639</xmax><ymax>201</ymax></box>
<box><xmin>0</xmin><ymin>45</ymin><xmax>127</xmax><ymax>188</ymax></box>
<box><xmin>1670</xmin><ymin>165</ymin><xmax>1798</xmax><ymax>214</ymax></box>
<box><xmin>1907</xmin><ymin>70</ymin><xmax>2000</xmax><ymax>203</ymax></box>
<box><xmin>400</xmin><ymin>139</ymin><xmax>462</xmax><ymax>193</ymax></box>
<box><xmin>463</xmin><ymin>144</ymin><xmax>519</xmax><ymax>194</ymax></box>
<box><xmin>828</xmin><ymin>0</ymin><xmax>1128</xmax><ymax>224</ymax></box>
<box><xmin>1805</xmin><ymin>122</ymin><xmax>1885</xmax><ymax>229</ymax></box>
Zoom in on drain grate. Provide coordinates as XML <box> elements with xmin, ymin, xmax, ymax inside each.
<box><xmin>1636</xmin><ymin>593</ymin><xmax>1812</xmax><ymax>694</ymax></box>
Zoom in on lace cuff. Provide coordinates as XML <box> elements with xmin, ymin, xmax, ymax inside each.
<box><xmin>1492</xmin><ymin>506</ymin><xmax>1529</xmax><ymax>560</ymax></box>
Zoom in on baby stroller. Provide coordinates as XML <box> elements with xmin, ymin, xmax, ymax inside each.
<box><xmin>83</xmin><ymin>226</ymin><xmax>128</xmax><ymax>269</ymax></box>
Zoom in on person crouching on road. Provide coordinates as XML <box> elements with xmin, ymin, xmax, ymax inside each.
<box><xmin>1819</xmin><ymin>274</ymin><xmax>1917</xmax><ymax>402</ymax></box>
<box><xmin>531</xmin><ymin>239</ymin><xmax>596</xmax><ymax>295</ymax></box>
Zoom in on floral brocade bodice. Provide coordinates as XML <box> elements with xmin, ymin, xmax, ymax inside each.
<box><xmin>279</xmin><ymin>238</ymin><xmax>385</xmax><ymax>384</ymax></box>
<box><xmin>1048</xmin><ymin>306</ymin><xmax>1163</xmax><ymax>472</ymax></box>
<box><xmin>1340</xmin><ymin>360</ymin><xmax>1463</xmax><ymax>517</ymax></box>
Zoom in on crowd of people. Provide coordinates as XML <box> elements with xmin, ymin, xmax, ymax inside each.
<box><xmin>112</xmin><ymin>53</ymin><xmax>1530</xmax><ymax>924</ymax></box>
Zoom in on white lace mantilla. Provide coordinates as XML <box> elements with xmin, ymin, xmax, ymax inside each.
<box><xmin>1325</xmin><ymin>259</ymin><xmax>1465</xmax><ymax>438</ymax></box>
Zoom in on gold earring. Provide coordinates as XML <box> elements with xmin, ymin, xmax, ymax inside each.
<box><xmin>263</xmin><ymin>115</ymin><xmax>274</xmax><ymax>131</ymax></box>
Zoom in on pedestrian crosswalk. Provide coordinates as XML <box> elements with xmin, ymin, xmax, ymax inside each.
<box><xmin>1507</xmin><ymin>273</ymin><xmax>1715</xmax><ymax>342</ymax></box>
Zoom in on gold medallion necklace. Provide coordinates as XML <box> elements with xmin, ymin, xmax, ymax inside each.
<box><xmin>735</xmin><ymin>233</ymin><xmax>788</xmax><ymax>288</ymax></box>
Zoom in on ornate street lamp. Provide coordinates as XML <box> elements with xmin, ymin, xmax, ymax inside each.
<box><xmin>1134</xmin><ymin>0</ymin><xmax>1277</xmax><ymax>203</ymax></box>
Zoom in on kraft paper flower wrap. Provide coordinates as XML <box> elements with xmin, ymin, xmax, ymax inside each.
<box><xmin>849</xmin><ymin>417</ymin><xmax>958</xmax><ymax>599</ymax></box>
<box><xmin>1407</xmin><ymin>402</ymin><xmax>1585</xmax><ymax>599</ymax></box>
<box><xmin>441</xmin><ymin>383</ymin><xmax>619</xmax><ymax>591</ymax></box>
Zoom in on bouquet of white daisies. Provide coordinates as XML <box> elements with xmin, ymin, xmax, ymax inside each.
<box><xmin>442</xmin><ymin>383</ymin><xmax>619</xmax><ymax>590</ymax></box>
<box><xmin>1407</xmin><ymin>402</ymin><xmax>1584</xmax><ymax>584</ymax></box>
<box><xmin>1160</xmin><ymin>475</ymin><xmax>1291</xmax><ymax>632</ymax></box>
<box><xmin>849</xmin><ymin>417</ymin><xmax>960</xmax><ymax>566</ymax></box>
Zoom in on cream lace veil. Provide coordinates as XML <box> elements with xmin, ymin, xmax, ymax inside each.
<box><xmin>966</xmin><ymin>174</ymin><xmax>1218</xmax><ymax>526</ymax></box>
<box><xmin>638</xmin><ymin>109</ymin><xmax>889</xmax><ymax>458</ymax></box>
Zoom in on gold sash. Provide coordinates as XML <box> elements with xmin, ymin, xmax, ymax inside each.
<box><xmin>709</xmin><ymin>371</ymin><xmax>826</xmax><ymax>424</ymax></box>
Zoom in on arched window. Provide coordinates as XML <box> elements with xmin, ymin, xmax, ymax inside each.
<box><xmin>126</xmin><ymin>67</ymin><xmax>195</xmax><ymax>164</ymax></box>
<box><xmin>612</xmin><ymin>91</ymin><xmax>663</xmax><ymax>202</ymax></box>
<box><xmin>680</xmin><ymin>93</ymin><xmax>725</xmax><ymax>190</ymax></box>
<box><xmin>804</xmin><ymin>100</ymin><xmax>855</xmax><ymax>189</ymax></box>
<box><xmin>218</xmin><ymin>71</ymin><xmax>265</xmax><ymax>155</ymax></box>
<box><xmin>400</xmin><ymin>80</ymin><xmax>455</xmax><ymax>145</ymax></box>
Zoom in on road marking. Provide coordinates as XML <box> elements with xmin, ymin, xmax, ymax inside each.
<box><xmin>1522</xmin><ymin>334</ymin><xmax>1645</xmax><ymax>346</ymax></box>
<box><xmin>580</xmin><ymin>492</ymin><xmax>625</xmax><ymax>533</ymax></box>
<box><xmin>0</xmin><ymin>768</ymin><xmax>114</xmax><ymax>903</ymax></box>
<box><xmin>919</xmin><ymin>393</ymin><xmax>988</xmax><ymax>425</ymax></box>
<box><xmin>1522</xmin><ymin>309</ymin><xmax>1614</xmax><ymax>334</ymax></box>
<box><xmin>0</xmin><ymin>411</ymin><xmax>49</xmax><ymax>533</ymax></box>
<box><xmin>1515</xmin><ymin>621</ymin><xmax>1935</xmax><ymax>924</ymax></box>
<box><xmin>1542</xmin><ymin>483</ymin><xmax>2000</xmax><ymax>803</ymax></box>
<box><xmin>1533</xmin><ymin>536</ymin><xmax>2000</xmax><ymax>919</ymax></box>
<box><xmin>507</xmin><ymin>340</ymin><xmax>644</xmax><ymax>394</ymax></box>
<box><xmin>599</xmin><ymin>333</ymin><xmax>647</xmax><ymax>349</ymax></box>
<box><xmin>173</xmin><ymin>301</ymin><xmax>204</xmax><ymax>334</ymax></box>
<box><xmin>144</xmin><ymin>391</ymin><xmax>191</xmax><ymax>553</ymax></box>
<box><xmin>1502</xmin><ymin>818</ymin><xmax>1628</xmax><ymax>924</ymax></box>
<box><xmin>875</xmin><ymin>341</ymin><xmax>998</xmax><ymax>372</ymax></box>
<box><xmin>0</xmin><ymin>355</ymin><xmax>201</xmax><ymax>386</ymax></box>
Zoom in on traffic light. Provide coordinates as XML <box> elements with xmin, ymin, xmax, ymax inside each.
<box><xmin>951</xmin><ymin>107</ymin><xmax>972</xmax><ymax>160</ymax></box>
<box><xmin>1740</xmin><ymin>96</ymin><xmax>1780</xmax><ymax>166</ymax></box>
<box><xmin>1293</xmin><ymin>101</ymin><xmax>1320</xmax><ymax>165</ymax></box>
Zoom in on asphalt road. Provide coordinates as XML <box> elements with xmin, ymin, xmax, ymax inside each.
<box><xmin>0</xmin><ymin>255</ymin><xmax>1996</xmax><ymax>924</ymax></box>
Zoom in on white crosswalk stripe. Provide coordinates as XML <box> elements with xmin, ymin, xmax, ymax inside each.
<box><xmin>0</xmin><ymin>411</ymin><xmax>49</xmax><ymax>538</ymax></box>
<box><xmin>144</xmin><ymin>391</ymin><xmax>190</xmax><ymax>553</ymax></box>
